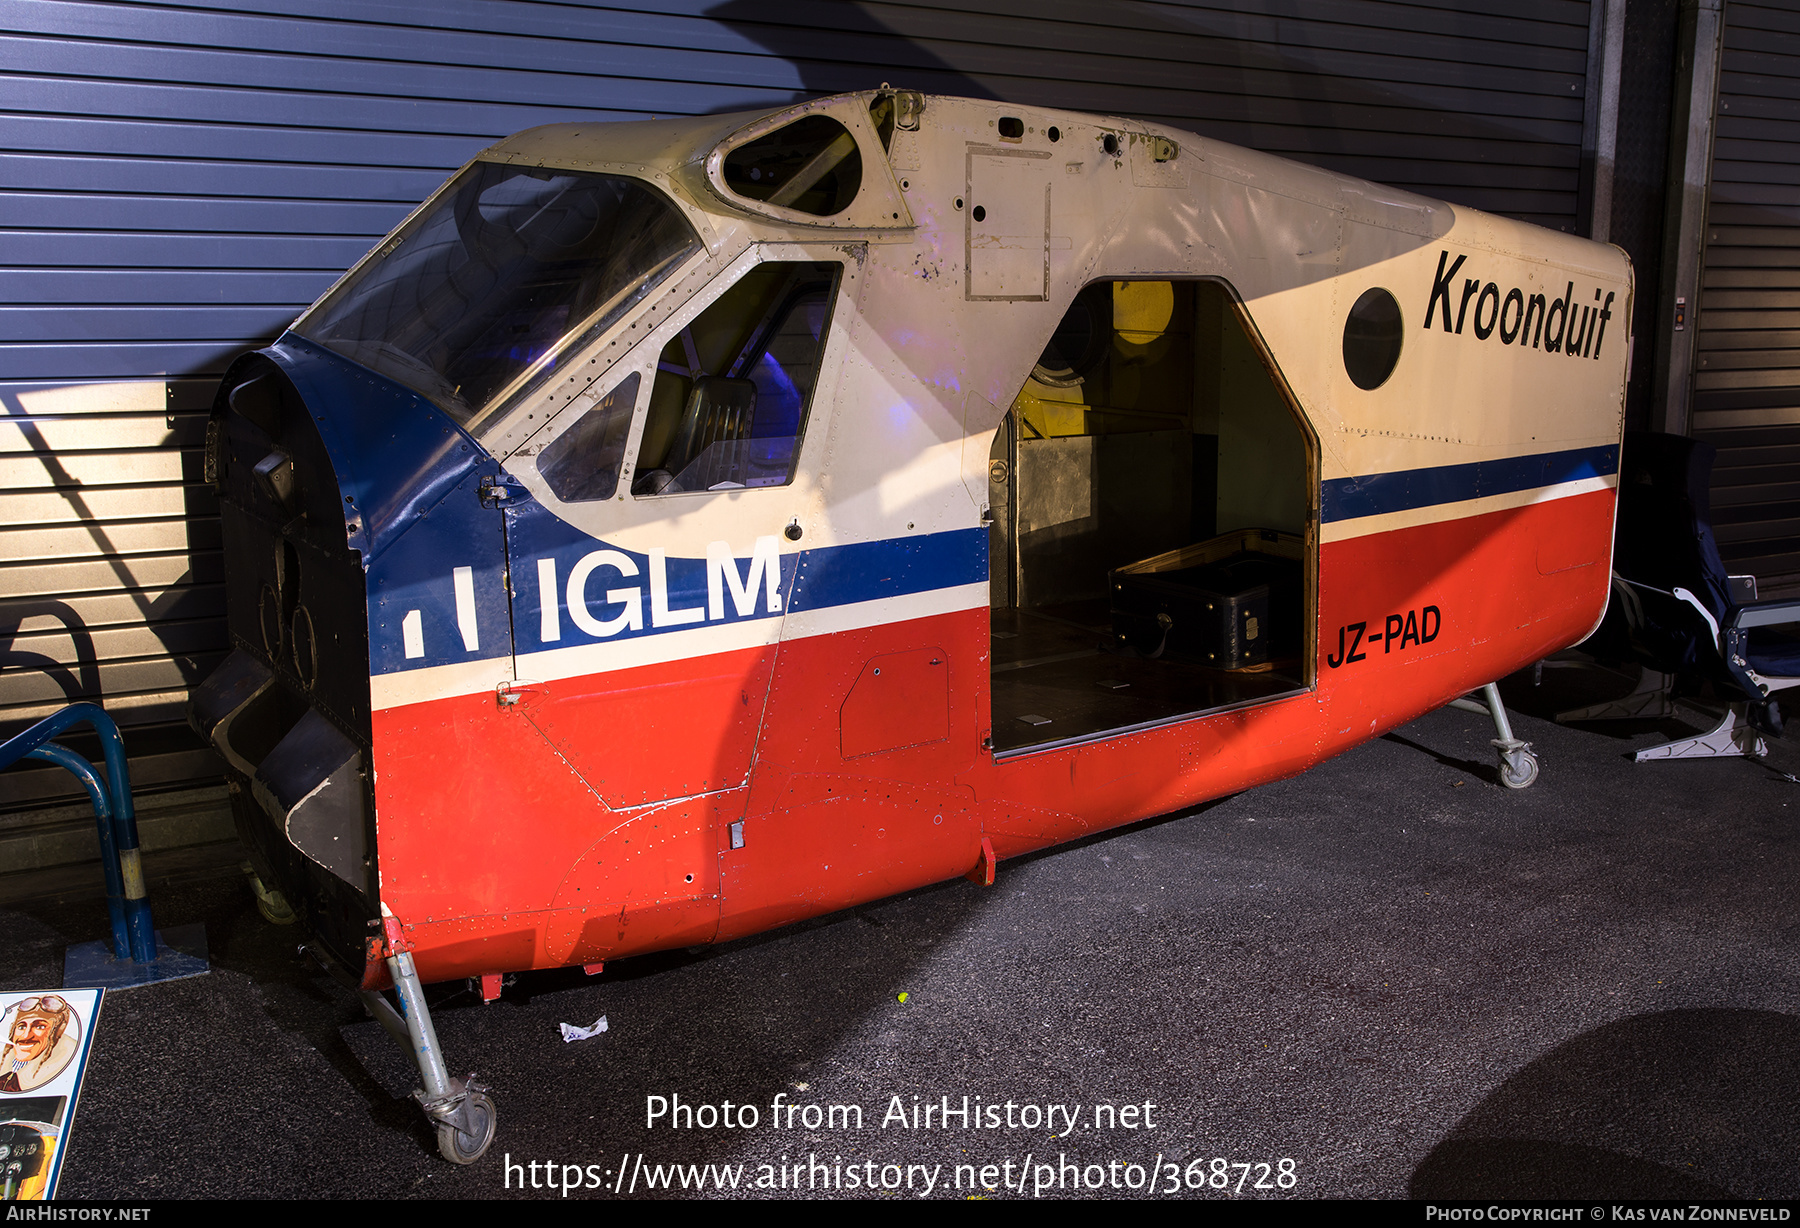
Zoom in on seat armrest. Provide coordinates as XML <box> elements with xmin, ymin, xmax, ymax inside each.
<box><xmin>1615</xmin><ymin>578</ymin><xmax>1769</xmax><ymax>698</ymax></box>
<box><xmin>1617</xmin><ymin>579</ymin><xmax>1784</xmax><ymax>700</ymax></box>
<box><xmin>1616</xmin><ymin>576</ymin><xmax>1719</xmax><ymax>637</ymax></box>
<box><xmin>1727</xmin><ymin>599</ymin><xmax>1800</xmax><ymax>631</ymax></box>
<box><xmin>1668</xmin><ymin>586</ymin><xmax>1723</xmax><ymax>645</ymax></box>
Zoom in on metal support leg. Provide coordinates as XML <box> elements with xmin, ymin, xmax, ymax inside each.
<box><xmin>383</xmin><ymin>948</ymin><xmax>496</xmax><ymax>1164</ymax></box>
<box><xmin>29</xmin><ymin>743</ymin><xmax>131</xmax><ymax>959</ymax></box>
<box><xmin>1481</xmin><ymin>682</ymin><xmax>1540</xmax><ymax>789</ymax></box>
<box><xmin>1633</xmin><ymin>703</ymin><xmax>1766</xmax><ymax>761</ymax></box>
<box><xmin>358</xmin><ymin>986</ymin><xmax>412</xmax><ymax>1051</ymax></box>
<box><xmin>5</xmin><ymin>704</ymin><xmax>158</xmax><ymax>963</ymax></box>
<box><xmin>1451</xmin><ymin>683</ymin><xmax>1538</xmax><ymax>788</ymax></box>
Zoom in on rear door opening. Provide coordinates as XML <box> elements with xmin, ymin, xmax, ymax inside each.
<box><xmin>987</xmin><ymin>279</ymin><xmax>1317</xmax><ymax>754</ymax></box>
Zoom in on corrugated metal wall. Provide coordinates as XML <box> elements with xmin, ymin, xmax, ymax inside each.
<box><xmin>1694</xmin><ymin>0</ymin><xmax>1800</xmax><ymax>590</ymax></box>
<box><xmin>1</xmin><ymin>0</ymin><xmax>1598</xmax><ymax>855</ymax></box>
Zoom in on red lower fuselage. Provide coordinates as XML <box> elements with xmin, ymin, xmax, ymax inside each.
<box><xmin>370</xmin><ymin>487</ymin><xmax>1613</xmax><ymax>982</ymax></box>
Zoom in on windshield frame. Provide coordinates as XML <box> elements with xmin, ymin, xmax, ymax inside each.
<box><xmin>293</xmin><ymin>158</ymin><xmax>712</xmax><ymax>438</ymax></box>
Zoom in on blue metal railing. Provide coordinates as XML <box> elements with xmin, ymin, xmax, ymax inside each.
<box><xmin>1</xmin><ymin>703</ymin><xmax>157</xmax><ymax>962</ymax></box>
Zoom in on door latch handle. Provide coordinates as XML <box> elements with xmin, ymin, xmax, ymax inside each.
<box><xmin>496</xmin><ymin>679</ymin><xmax>543</xmax><ymax>708</ymax></box>
<box><xmin>478</xmin><ymin>474</ymin><xmax>525</xmax><ymax>508</ymax></box>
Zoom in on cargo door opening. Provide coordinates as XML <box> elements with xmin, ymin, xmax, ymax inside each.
<box><xmin>987</xmin><ymin>279</ymin><xmax>1315</xmax><ymax>754</ymax></box>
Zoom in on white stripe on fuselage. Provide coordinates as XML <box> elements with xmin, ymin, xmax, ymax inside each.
<box><xmin>1319</xmin><ymin>475</ymin><xmax>1614</xmax><ymax>544</ymax></box>
<box><xmin>368</xmin><ymin>581</ymin><xmax>989</xmax><ymax>712</ymax></box>
<box><xmin>372</xmin><ymin>478</ymin><xmax>1606</xmax><ymax>711</ymax></box>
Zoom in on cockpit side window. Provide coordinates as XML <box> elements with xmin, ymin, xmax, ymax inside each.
<box><xmin>633</xmin><ymin>261</ymin><xmax>840</xmax><ymax>496</ymax></box>
<box><xmin>536</xmin><ymin>372</ymin><xmax>641</xmax><ymax>503</ymax></box>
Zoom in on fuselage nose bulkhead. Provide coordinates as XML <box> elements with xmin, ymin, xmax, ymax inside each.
<box><xmin>192</xmin><ymin>335</ymin><xmax>506</xmax><ymax>974</ymax></box>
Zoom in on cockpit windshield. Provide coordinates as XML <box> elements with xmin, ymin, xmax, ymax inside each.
<box><xmin>297</xmin><ymin>162</ymin><xmax>701</xmax><ymax>430</ymax></box>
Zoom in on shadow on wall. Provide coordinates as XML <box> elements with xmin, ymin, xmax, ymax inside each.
<box><xmin>706</xmin><ymin>0</ymin><xmax>1594</xmax><ymax>231</ymax></box>
<box><xmin>0</xmin><ymin>393</ymin><xmax>196</xmax><ymax>720</ymax></box>
<box><xmin>703</xmin><ymin>0</ymin><xmax>994</xmax><ymax>107</ymax></box>
<box><xmin>1410</xmin><ymin>1008</ymin><xmax>1800</xmax><ymax>1198</ymax></box>
<box><xmin>0</xmin><ymin>599</ymin><xmax>100</xmax><ymax>716</ymax></box>
<box><xmin>0</xmin><ymin>372</ymin><xmax>272</xmax><ymax>810</ymax></box>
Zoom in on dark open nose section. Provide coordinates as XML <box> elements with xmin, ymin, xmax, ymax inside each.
<box><xmin>190</xmin><ymin>650</ymin><xmax>372</xmax><ymax>898</ymax></box>
<box><xmin>195</xmin><ymin>352</ymin><xmax>380</xmax><ymax>970</ymax></box>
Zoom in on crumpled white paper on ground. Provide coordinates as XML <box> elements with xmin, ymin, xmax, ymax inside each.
<box><xmin>559</xmin><ymin>1015</ymin><xmax>609</xmax><ymax>1043</ymax></box>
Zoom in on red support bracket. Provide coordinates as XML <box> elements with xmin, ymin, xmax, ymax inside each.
<box><xmin>360</xmin><ymin>937</ymin><xmax>394</xmax><ymax>992</ymax></box>
<box><xmin>965</xmin><ymin>836</ymin><xmax>997</xmax><ymax>887</ymax></box>
<box><xmin>381</xmin><ymin>913</ymin><xmax>414</xmax><ymax>956</ymax></box>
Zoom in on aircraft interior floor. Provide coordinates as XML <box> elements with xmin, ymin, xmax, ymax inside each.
<box><xmin>988</xmin><ymin>603</ymin><xmax>1307</xmax><ymax>753</ymax></box>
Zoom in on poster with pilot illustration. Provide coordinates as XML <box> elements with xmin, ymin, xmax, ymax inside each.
<box><xmin>0</xmin><ymin>990</ymin><xmax>102</xmax><ymax>1201</ymax></box>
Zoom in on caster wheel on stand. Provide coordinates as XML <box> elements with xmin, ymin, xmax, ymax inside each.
<box><xmin>435</xmin><ymin>1088</ymin><xmax>497</xmax><ymax>1165</ymax></box>
<box><xmin>1498</xmin><ymin>746</ymin><xmax>1539</xmax><ymax>790</ymax></box>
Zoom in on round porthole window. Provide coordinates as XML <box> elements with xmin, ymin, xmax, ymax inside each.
<box><xmin>1343</xmin><ymin>287</ymin><xmax>1403</xmax><ymax>390</ymax></box>
<box><xmin>1032</xmin><ymin>283</ymin><xmax>1112</xmax><ymax>387</ymax></box>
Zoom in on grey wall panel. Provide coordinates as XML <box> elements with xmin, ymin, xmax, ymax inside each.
<box><xmin>1706</xmin><ymin>421</ymin><xmax>1800</xmax><ymax>582</ymax></box>
<box><xmin>716</xmin><ymin>0</ymin><xmax>1594</xmax><ymax>229</ymax></box>
<box><xmin>0</xmin><ymin>194</ymin><xmax>409</xmax><ymax>234</ymax></box>
<box><xmin>1694</xmin><ymin>0</ymin><xmax>1800</xmax><ymax>587</ymax></box>
<box><xmin>1</xmin><ymin>554</ymin><xmax>223</xmax><ymax>601</ymax></box>
<box><xmin>1</xmin><ymin>520</ymin><xmax>220</xmax><ymax>564</ymax></box>
<box><xmin>0</xmin><ymin>271</ymin><xmax>331</xmax><ymax>305</ymax></box>
<box><xmin>5</xmin><ymin>233</ymin><xmax>378</xmax><ymax>269</ymax></box>
<box><xmin>0</xmin><ymin>48</ymin><xmax>781</xmax><ymax>122</ymax></box>
<box><xmin>9</xmin><ymin>486</ymin><xmax>216</xmax><ymax>523</ymax></box>
<box><xmin>0</xmin><ymin>154</ymin><xmax>447</xmax><ymax>200</ymax></box>
<box><xmin>1</xmin><ymin>588</ymin><xmax>224</xmax><ymax>628</ymax></box>
<box><xmin>1</xmin><ymin>656</ymin><xmax>222</xmax><ymax>710</ymax></box>
<box><xmin>0</xmin><ymin>77</ymin><xmax>580</xmax><ymax>136</ymax></box>
<box><xmin>3</xmin><ymin>117</ymin><xmax>489</xmax><ymax>169</ymax></box>
<box><xmin>0</xmin><ymin>747</ymin><xmax>224</xmax><ymax>810</ymax></box>
<box><xmin>0</xmin><ymin>414</ymin><xmax>208</xmax><ymax>453</ymax></box>
<box><xmin>0</xmin><ymin>449</ymin><xmax>194</xmax><ymax>490</ymax></box>
<box><xmin>5</xmin><ymin>309</ymin><xmax>305</xmax><ymax>343</ymax></box>
<box><xmin>0</xmin><ymin>0</ymin><xmax>1601</xmax><ymax>836</ymax></box>
<box><xmin>0</xmin><ymin>346</ymin><xmax>293</xmax><ymax>379</ymax></box>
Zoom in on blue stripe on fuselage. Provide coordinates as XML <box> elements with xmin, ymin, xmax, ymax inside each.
<box><xmin>1320</xmin><ymin>444</ymin><xmax>1618</xmax><ymax>525</ymax></box>
<box><xmin>786</xmin><ymin>528</ymin><xmax>987</xmax><ymax>613</ymax></box>
<box><xmin>367</xmin><ymin>518</ymin><xmax>989</xmax><ymax>677</ymax></box>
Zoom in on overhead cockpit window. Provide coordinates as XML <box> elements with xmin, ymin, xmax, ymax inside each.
<box><xmin>722</xmin><ymin>116</ymin><xmax>862</xmax><ymax>217</ymax></box>
<box><xmin>297</xmin><ymin>164</ymin><xmax>700</xmax><ymax>428</ymax></box>
<box><xmin>867</xmin><ymin>93</ymin><xmax>897</xmax><ymax>152</ymax></box>
<box><xmin>537</xmin><ymin>373</ymin><xmax>641</xmax><ymax>503</ymax></box>
<box><xmin>1343</xmin><ymin>287</ymin><xmax>1404</xmax><ymax>391</ymax></box>
<box><xmin>633</xmin><ymin>261</ymin><xmax>840</xmax><ymax>495</ymax></box>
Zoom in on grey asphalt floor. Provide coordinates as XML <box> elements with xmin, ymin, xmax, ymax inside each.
<box><xmin>3</xmin><ymin>664</ymin><xmax>1796</xmax><ymax>1200</ymax></box>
